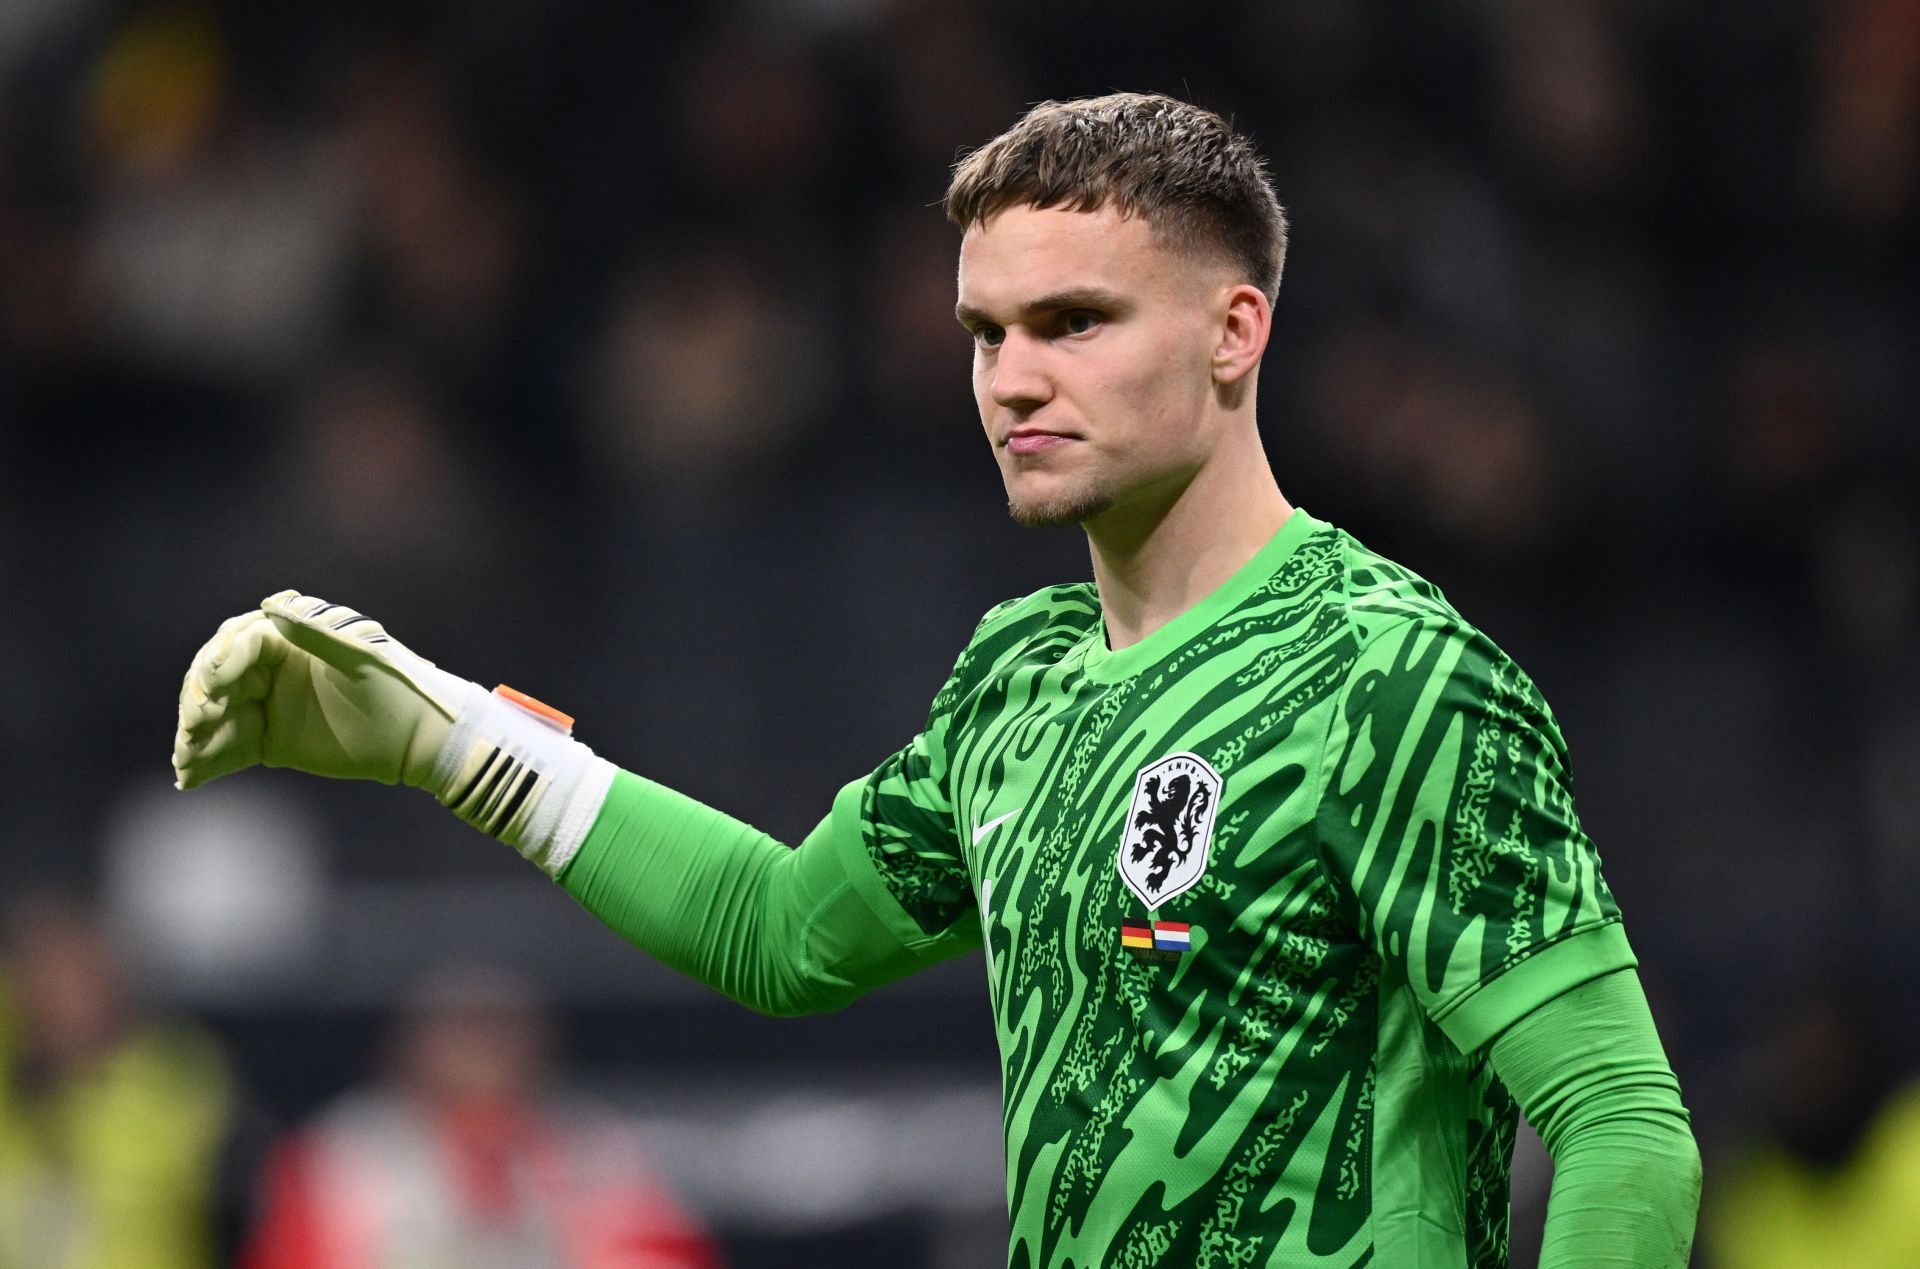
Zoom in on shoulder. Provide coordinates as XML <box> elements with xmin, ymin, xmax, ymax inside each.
<box><xmin>1312</xmin><ymin>522</ymin><xmax>1472</xmax><ymax>647</ymax></box>
<box><xmin>959</xmin><ymin>582</ymin><xmax>1099</xmax><ymax>671</ymax></box>
<box><xmin>1259</xmin><ymin>516</ymin><xmax>1479</xmax><ymax>668</ymax></box>
<box><xmin>930</xmin><ymin>583</ymin><xmax>1100</xmax><ymax>718</ymax></box>
<box><xmin>1308</xmin><ymin>523</ymin><xmax>1568</xmax><ymax>758</ymax></box>
<box><xmin>971</xmin><ymin>582</ymin><xmax>1101</xmax><ymax>642</ymax></box>
<box><xmin>1298</xmin><ymin>520</ymin><xmax>1503</xmax><ymax>659</ymax></box>
<box><xmin>1297</xmin><ymin>520</ymin><xmax>1546</xmax><ymax>718</ymax></box>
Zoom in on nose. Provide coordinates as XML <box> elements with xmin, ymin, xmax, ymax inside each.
<box><xmin>989</xmin><ymin>329</ymin><xmax>1052</xmax><ymax>413</ymax></box>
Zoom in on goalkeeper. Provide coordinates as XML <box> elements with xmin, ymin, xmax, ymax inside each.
<box><xmin>174</xmin><ymin>93</ymin><xmax>1700</xmax><ymax>1267</ymax></box>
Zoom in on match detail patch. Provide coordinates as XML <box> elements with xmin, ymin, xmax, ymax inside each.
<box><xmin>1120</xmin><ymin>919</ymin><xmax>1196</xmax><ymax>961</ymax></box>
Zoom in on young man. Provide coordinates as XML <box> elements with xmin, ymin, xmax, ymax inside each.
<box><xmin>174</xmin><ymin>94</ymin><xmax>1700</xmax><ymax>1267</ymax></box>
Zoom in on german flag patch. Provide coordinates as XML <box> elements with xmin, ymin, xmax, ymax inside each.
<box><xmin>1121</xmin><ymin>919</ymin><xmax>1194</xmax><ymax>962</ymax></box>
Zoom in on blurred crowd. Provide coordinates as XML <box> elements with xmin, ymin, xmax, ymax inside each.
<box><xmin>1</xmin><ymin>0</ymin><xmax>1917</xmax><ymax>1264</ymax></box>
<box><xmin>0</xmin><ymin>893</ymin><xmax>723</xmax><ymax>1268</ymax></box>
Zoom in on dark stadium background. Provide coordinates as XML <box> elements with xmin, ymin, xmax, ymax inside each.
<box><xmin>1</xmin><ymin>1</ymin><xmax>1915</xmax><ymax>1265</ymax></box>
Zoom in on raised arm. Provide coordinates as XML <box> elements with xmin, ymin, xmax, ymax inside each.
<box><xmin>172</xmin><ymin>591</ymin><xmax>975</xmax><ymax>1016</ymax></box>
<box><xmin>559</xmin><ymin>771</ymin><xmax>972</xmax><ymax>1015</ymax></box>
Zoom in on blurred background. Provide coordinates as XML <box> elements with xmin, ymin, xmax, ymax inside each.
<box><xmin>1</xmin><ymin>0</ymin><xmax>1916</xmax><ymax>1264</ymax></box>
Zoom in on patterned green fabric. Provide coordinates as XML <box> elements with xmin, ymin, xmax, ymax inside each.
<box><xmin>826</xmin><ymin>507</ymin><xmax>1636</xmax><ymax>1268</ymax></box>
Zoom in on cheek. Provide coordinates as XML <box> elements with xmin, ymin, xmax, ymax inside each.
<box><xmin>1161</xmin><ymin>330</ymin><xmax>1220</xmax><ymax>421</ymax></box>
<box><xmin>1105</xmin><ymin>340</ymin><xmax>1200</xmax><ymax>435</ymax></box>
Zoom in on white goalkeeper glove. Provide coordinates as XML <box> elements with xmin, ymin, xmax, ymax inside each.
<box><xmin>172</xmin><ymin>590</ymin><xmax>615</xmax><ymax>875</ymax></box>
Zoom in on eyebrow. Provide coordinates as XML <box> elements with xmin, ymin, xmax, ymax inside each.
<box><xmin>954</xmin><ymin>286</ymin><xmax>1131</xmax><ymax>329</ymax></box>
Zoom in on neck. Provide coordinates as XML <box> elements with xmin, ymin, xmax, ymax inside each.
<box><xmin>1086</xmin><ymin>429</ymin><xmax>1292</xmax><ymax>652</ymax></box>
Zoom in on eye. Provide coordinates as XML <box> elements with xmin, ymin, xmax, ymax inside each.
<box><xmin>1061</xmin><ymin>310</ymin><xmax>1101</xmax><ymax>337</ymax></box>
<box><xmin>971</xmin><ymin>324</ymin><xmax>1004</xmax><ymax>349</ymax></box>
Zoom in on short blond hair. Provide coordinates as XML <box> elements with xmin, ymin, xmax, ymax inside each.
<box><xmin>945</xmin><ymin>92</ymin><xmax>1289</xmax><ymax>300</ymax></box>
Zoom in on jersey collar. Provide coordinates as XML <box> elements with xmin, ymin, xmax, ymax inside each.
<box><xmin>1079</xmin><ymin>506</ymin><xmax>1324</xmax><ymax>685</ymax></box>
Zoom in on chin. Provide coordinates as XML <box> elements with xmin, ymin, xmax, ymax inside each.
<box><xmin>1006</xmin><ymin>487</ymin><xmax>1116</xmax><ymax>528</ymax></box>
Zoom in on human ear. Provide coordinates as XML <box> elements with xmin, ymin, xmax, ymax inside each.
<box><xmin>1211</xmin><ymin>284</ymin><xmax>1271</xmax><ymax>386</ymax></box>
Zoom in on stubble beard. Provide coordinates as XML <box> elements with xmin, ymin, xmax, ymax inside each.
<box><xmin>1006</xmin><ymin>482</ymin><xmax>1117</xmax><ymax>528</ymax></box>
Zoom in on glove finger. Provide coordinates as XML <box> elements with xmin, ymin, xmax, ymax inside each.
<box><xmin>173</xmin><ymin>721</ymin><xmax>209</xmax><ymax>785</ymax></box>
<box><xmin>173</xmin><ymin>605</ymin><xmax>290</xmax><ymax>791</ymax></box>
<box><xmin>174</xmin><ymin>706</ymin><xmax>265</xmax><ymax>790</ymax></box>
<box><xmin>262</xmin><ymin>592</ymin><xmax>401</xmax><ymax>669</ymax></box>
<box><xmin>175</xmin><ymin>701</ymin><xmax>255</xmax><ymax>790</ymax></box>
<box><xmin>176</xmin><ymin>681</ymin><xmax>224</xmax><ymax>737</ymax></box>
<box><xmin>173</xmin><ymin>706</ymin><xmax>223</xmax><ymax>782</ymax></box>
<box><xmin>259</xmin><ymin>589</ymin><xmax>467</xmax><ymax>720</ymax></box>
<box><xmin>177</xmin><ymin>677</ymin><xmax>261</xmax><ymax>745</ymax></box>
<box><xmin>178</xmin><ymin>639</ymin><xmax>228</xmax><ymax>720</ymax></box>
<box><xmin>200</xmin><ymin>613</ymin><xmax>286</xmax><ymax>695</ymax></box>
<box><xmin>262</xmin><ymin>591</ymin><xmax>389</xmax><ymax>642</ymax></box>
<box><xmin>178</xmin><ymin>638</ymin><xmax>268</xmax><ymax>741</ymax></box>
<box><xmin>193</xmin><ymin>608</ymin><xmax>265</xmax><ymax>669</ymax></box>
<box><xmin>180</xmin><ymin>665</ymin><xmax>211</xmax><ymax>711</ymax></box>
<box><xmin>179</xmin><ymin>611</ymin><xmax>267</xmax><ymax>710</ymax></box>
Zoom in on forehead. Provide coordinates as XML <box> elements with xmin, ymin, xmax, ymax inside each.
<box><xmin>956</xmin><ymin>204</ymin><xmax>1192</xmax><ymax>312</ymax></box>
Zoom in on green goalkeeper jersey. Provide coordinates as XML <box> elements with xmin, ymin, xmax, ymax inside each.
<box><xmin>813</xmin><ymin>505</ymin><xmax>1635</xmax><ymax>1268</ymax></box>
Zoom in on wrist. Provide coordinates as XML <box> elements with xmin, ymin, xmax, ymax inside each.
<box><xmin>427</xmin><ymin>683</ymin><xmax>616</xmax><ymax>875</ymax></box>
<box><xmin>399</xmin><ymin>663</ymin><xmax>487</xmax><ymax>790</ymax></box>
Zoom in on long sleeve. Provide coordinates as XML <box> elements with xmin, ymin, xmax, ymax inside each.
<box><xmin>557</xmin><ymin>769</ymin><xmax>967</xmax><ymax>1016</ymax></box>
<box><xmin>554</xmin><ymin>605</ymin><xmax>1026</xmax><ymax>1016</ymax></box>
<box><xmin>1489</xmin><ymin>968</ymin><xmax>1702</xmax><ymax>1267</ymax></box>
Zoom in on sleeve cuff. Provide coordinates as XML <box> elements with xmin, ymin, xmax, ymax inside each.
<box><xmin>814</xmin><ymin>777</ymin><xmax>959</xmax><ymax>954</ymax></box>
<box><xmin>1434</xmin><ymin>920</ymin><xmax>1639</xmax><ymax>1053</ymax></box>
<box><xmin>541</xmin><ymin>756</ymin><xmax>619</xmax><ymax>876</ymax></box>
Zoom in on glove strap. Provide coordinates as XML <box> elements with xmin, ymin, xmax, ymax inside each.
<box><xmin>429</xmin><ymin>683</ymin><xmax>617</xmax><ymax>877</ymax></box>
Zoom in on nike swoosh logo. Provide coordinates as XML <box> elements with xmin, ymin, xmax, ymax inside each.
<box><xmin>972</xmin><ymin>808</ymin><xmax>1022</xmax><ymax>845</ymax></box>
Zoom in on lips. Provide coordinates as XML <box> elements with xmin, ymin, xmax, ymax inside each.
<box><xmin>1006</xmin><ymin>428</ymin><xmax>1075</xmax><ymax>456</ymax></box>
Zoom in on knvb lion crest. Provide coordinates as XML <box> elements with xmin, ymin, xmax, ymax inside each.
<box><xmin>1117</xmin><ymin>752</ymin><xmax>1223</xmax><ymax>911</ymax></box>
